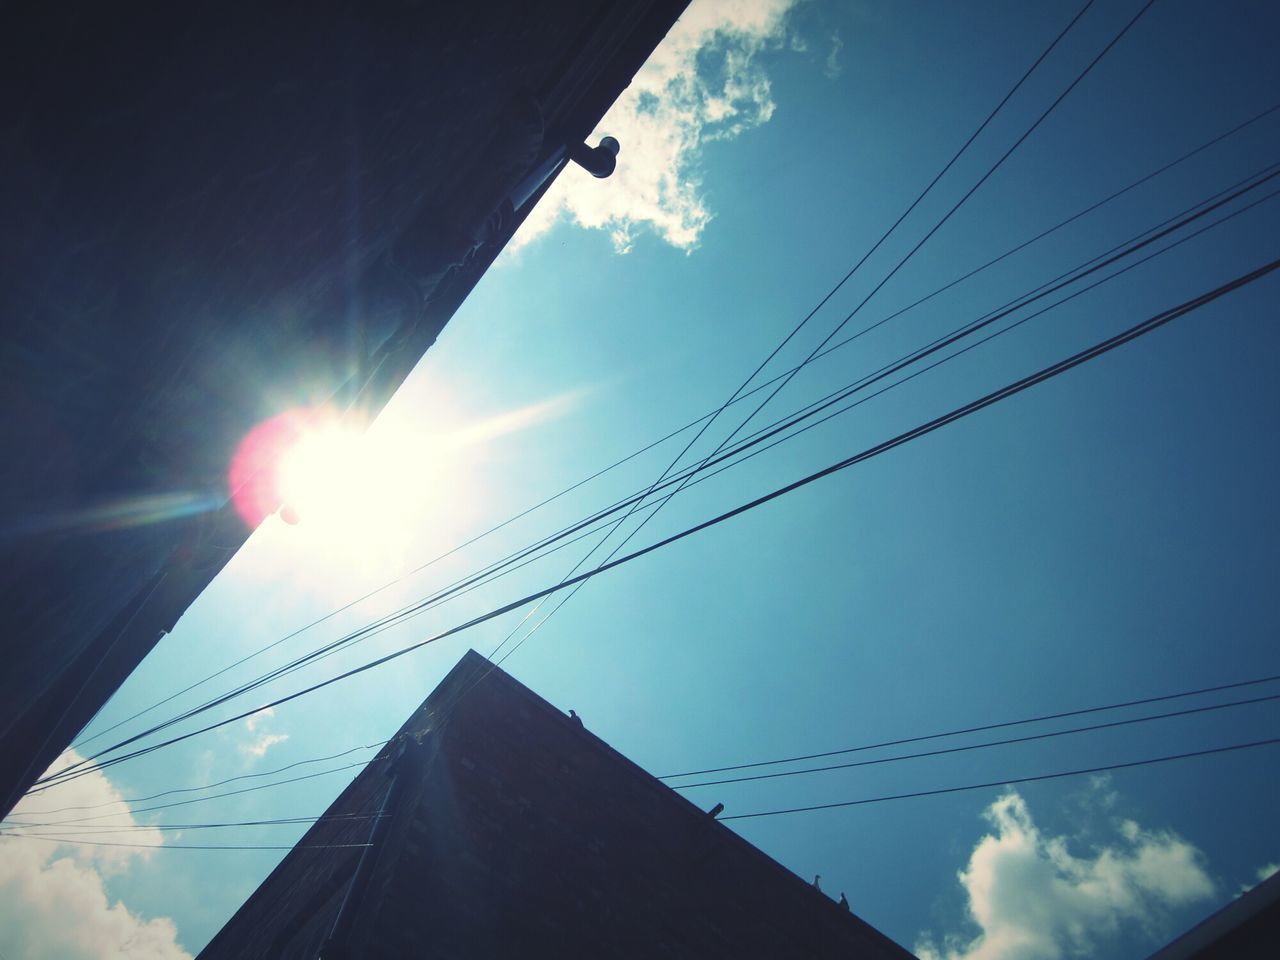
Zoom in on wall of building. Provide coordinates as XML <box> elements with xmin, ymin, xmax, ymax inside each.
<box><xmin>201</xmin><ymin>652</ymin><xmax>915</xmax><ymax>959</ymax></box>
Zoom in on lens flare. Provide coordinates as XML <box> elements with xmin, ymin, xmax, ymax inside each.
<box><xmin>275</xmin><ymin>423</ymin><xmax>369</xmax><ymax>526</ymax></box>
<box><xmin>229</xmin><ymin>406</ymin><xmax>450</xmax><ymax>579</ymax></box>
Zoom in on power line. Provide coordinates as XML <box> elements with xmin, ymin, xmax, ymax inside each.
<box><xmin>45</xmin><ymin>666</ymin><xmax>1276</xmax><ymax>833</ymax></box>
<box><xmin>17</xmin><ymin>741</ymin><xmax>387</xmax><ymax>817</ymax></box>
<box><xmin>26</xmin><ymin>761</ymin><xmax>372</xmax><ymax>824</ymax></box>
<box><xmin>717</xmin><ymin>736</ymin><xmax>1280</xmax><ymax>821</ymax></box>
<box><xmin>671</xmin><ymin>692</ymin><xmax>1280</xmax><ymax>790</ymax></box>
<box><xmin>75</xmin><ymin>96</ymin><xmax>1280</xmax><ymax>755</ymax></box>
<box><xmin>10</xmin><ymin>738</ymin><xmax>1278</xmax><ymax>843</ymax></box>
<box><xmin>33</xmin><ymin>255</ymin><xmax>1280</xmax><ymax>792</ymax></box>
<box><xmin>660</xmin><ymin>672</ymin><xmax>1280</xmax><ymax>779</ymax></box>
<box><xmin>0</xmin><ymin>833</ymin><xmax>375</xmax><ymax>852</ymax></box>
<box><xmin>4</xmin><ymin>812</ymin><xmax>387</xmax><ymax>835</ymax></box>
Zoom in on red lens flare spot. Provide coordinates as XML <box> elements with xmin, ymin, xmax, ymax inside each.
<box><xmin>227</xmin><ymin>409</ymin><xmax>324</xmax><ymax>528</ymax></box>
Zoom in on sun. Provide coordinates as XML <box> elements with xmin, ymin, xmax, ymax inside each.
<box><xmin>227</xmin><ymin>406</ymin><xmax>455</xmax><ymax>582</ymax></box>
<box><xmin>276</xmin><ymin>423</ymin><xmax>369</xmax><ymax>526</ymax></box>
<box><xmin>228</xmin><ymin>389</ymin><xmax>571</xmax><ymax>587</ymax></box>
<box><xmin>276</xmin><ymin>417</ymin><xmax>448</xmax><ymax>569</ymax></box>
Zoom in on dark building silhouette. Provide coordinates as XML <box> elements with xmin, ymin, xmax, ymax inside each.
<box><xmin>199</xmin><ymin>650</ymin><xmax>916</xmax><ymax>958</ymax></box>
<box><xmin>1147</xmin><ymin>869</ymin><xmax>1280</xmax><ymax>960</ymax></box>
<box><xmin>0</xmin><ymin>1</ymin><xmax>688</xmax><ymax>819</ymax></box>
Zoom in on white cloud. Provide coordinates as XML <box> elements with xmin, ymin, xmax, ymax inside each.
<box><xmin>916</xmin><ymin>790</ymin><xmax>1214</xmax><ymax>960</ymax></box>
<box><xmin>241</xmin><ymin>707</ymin><xmax>288</xmax><ymax>758</ymax></box>
<box><xmin>241</xmin><ymin>732</ymin><xmax>289</xmax><ymax>759</ymax></box>
<box><xmin>824</xmin><ymin>30</ymin><xmax>845</xmax><ymax>79</ymax></box>
<box><xmin>512</xmin><ymin>0</ymin><xmax>799</xmax><ymax>254</ymax></box>
<box><xmin>0</xmin><ymin>751</ymin><xmax>191</xmax><ymax>959</ymax></box>
<box><xmin>1238</xmin><ymin>861</ymin><xmax>1279</xmax><ymax>896</ymax></box>
<box><xmin>243</xmin><ymin>706</ymin><xmax>274</xmax><ymax>734</ymax></box>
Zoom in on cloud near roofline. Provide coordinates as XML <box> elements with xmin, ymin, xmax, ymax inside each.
<box><xmin>0</xmin><ymin>750</ymin><xmax>191</xmax><ymax>959</ymax></box>
<box><xmin>915</xmin><ymin>788</ymin><xmax>1215</xmax><ymax>960</ymax></box>
<box><xmin>242</xmin><ymin>707</ymin><xmax>289</xmax><ymax>759</ymax></box>
<box><xmin>510</xmin><ymin>0</ymin><xmax>800</xmax><ymax>255</ymax></box>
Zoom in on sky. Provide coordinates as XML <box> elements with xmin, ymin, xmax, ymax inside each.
<box><xmin>4</xmin><ymin>1</ymin><xmax>1280</xmax><ymax>957</ymax></box>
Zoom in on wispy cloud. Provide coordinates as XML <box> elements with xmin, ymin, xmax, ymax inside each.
<box><xmin>241</xmin><ymin>733</ymin><xmax>289</xmax><ymax>759</ymax></box>
<box><xmin>512</xmin><ymin>0</ymin><xmax>800</xmax><ymax>254</ymax></box>
<box><xmin>916</xmin><ymin>789</ymin><xmax>1214</xmax><ymax>960</ymax></box>
<box><xmin>1238</xmin><ymin>860</ymin><xmax>1279</xmax><ymax>896</ymax></box>
<box><xmin>244</xmin><ymin>707</ymin><xmax>274</xmax><ymax>734</ymax></box>
<box><xmin>0</xmin><ymin>751</ymin><xmax>191</xmax><ymax>959</ymax></box>
<box><xmin>824</xmin><ymin>30</ymin><xmax>845</xmax><ymax>79</ymax></box>
<box><xmin>241</xmin><ymin>708</ymin><xmax>289</xmax><ymax>759</ymax></box>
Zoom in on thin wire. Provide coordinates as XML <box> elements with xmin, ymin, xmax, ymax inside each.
<box><xmin>34</xmin><ymin>255</ymin><xmax>1280</xmax><ymax>791</ymax></box>
<box><xmin>9</xmin><ymin>739</ymin><xmax>1278</xmax><ymax>842</ymax></box>
<box><xmin>18</xmin><ymin>689</ymin><xmax>1274</xmax><ymax>827</ymax></box>
<box><xmin>840</xmin><ymin>100</ymin><xmax>1280</xmax><ymax>349</ymax></box>
<box><xmin>27</xmin><ymin>761</ymin><xmax>372</xmax><ymax>824</ymax></box>
<box><xmin>660</xmin><ymin>673</ymin><xmax>1280</xmax><ymax>779</ymax></box>
<box><xmin>717</xmin><ymin>736</ymin><xmax>1280</xmax><ymax>821</ymax></box>
<box><xmin>4</xmin><ymin>812</ymin><xmax>388</xmax><ymax>835</ymax></box>
<box><xmin>0</xmin><ymin>833</ymin><xmax>375</xmax><ymax>851</ymax></box>
<box><xmin>671</xmin><ymin>692</ymin><xmax>1280</xmax><ymax>790</ymax></box>
<box><xmin>17</xmin><ymin>741</ymin><xmax>388</xmax><ymax>816</ymax></box>
<box><xmin>77</xmin><ymin>497</ymin><xmax>662</xmax><ymax>766</ymax></box>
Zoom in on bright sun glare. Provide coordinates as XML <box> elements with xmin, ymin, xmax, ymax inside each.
<box><xmin>282</xmin><ymin>421</ymin><xmax>440</xmax><ymax>540</ymax></box>
<box><xmin>252</xmin><ymin>414</ymin><xmax>448</xmax><ymax>576</ymax></box>
<box><xmin>276</xmin><ymin>424</ymin><xmax>370</xmax><ymax>525</ymax></box>
<box><xmin>229</xmin><ymin>392</ymin><xmax>574</xmax><ymax>584</ymax></box>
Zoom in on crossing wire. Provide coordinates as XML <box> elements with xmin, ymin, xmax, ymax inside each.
<box><xmin>21</xmin><ymin>761</ymin><xmax>373</xmax><ymax>824</ymax></box>
<box><xmin>669</xmin><ymin>692</ymin><xmax>1280</xmax><ymax>790</ymax></box>
<box><xmin>659</xmin><ymin>675</ymin><xmax>1280</xmax><ymax>779</ymax></box>
<box><xmin>28</xmin><ymin>670</ymin><xmax>1279</xmax><ymax>831</ymax></box>
<box><xmin>3</xmin><ymin>812</ymin><xmax>388</xmax><ymax>835</ymax></box>
<box><xmin>717</xmin><ymin>736</ymin><xmax>1280</xmax><ymax>821</ymax></box>
<box><xmin>16</xmin><ymin>742</ymin><xmax>388</xmax><ymax>817</ymax></box>
<box><xmin>0</xmin><ymin>833</ymin><xmax>375</xmax><ymax>852</ymax></box>
<box><xmin>7</xmin><ymin>738</ymin><xmax>1277</xmax><ymax>844</ymax></box>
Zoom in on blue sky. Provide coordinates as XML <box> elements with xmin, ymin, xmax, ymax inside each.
<box><xmin>4</xmin><ymin>1</ymin><xmax>1280</xmax><ymax>957</ymax></box>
